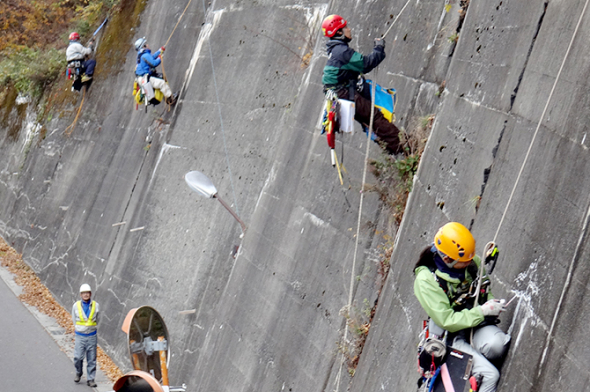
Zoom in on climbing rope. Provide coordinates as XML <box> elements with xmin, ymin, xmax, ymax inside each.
<box><xmin>161</xmin><ymin>0</ymin><xmax>194</xmax><ymax>83</ymax></box>
<box><xmin>165</xmin><ymin>0</ymin><xmax>194</xmax><ymax>48</ymax></box>
<box><xmin>64</xmin><ymin>88</ymin><xmax>86</xmax><ymax>136</ymax></box>
<box><xmin>471</xmin><ymin>0</ymin><xmax>589</xmax><ymax>345</ymax></box>
<box><xmin>381</xmin><ymin>0</ymin><xmax>413</xmax><ymax>39</ymax></box>
<box><xmin>198</xmin><ymin>0</ymin><xmax>241</xmax><ymax>221</ymax></box>
<box><xmin>491</xmin><ymin>0</ymin><xmax>589</xmax><ymax>244</ymax></box>
<box><xmin>335</xmin><ymin>0</ymin><xmax>413</xmax><ymax>386</ymax></box>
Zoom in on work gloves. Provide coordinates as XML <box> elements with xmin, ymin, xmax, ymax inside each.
<box><xmin>374</xmin><ymin>37</ymin><xmax>385</xmax><ymax>48</ymax></box>
<box><xmin>481</xmin><ymin>299</ymin><xmax>505</xmax><ymax>316</ymax></box>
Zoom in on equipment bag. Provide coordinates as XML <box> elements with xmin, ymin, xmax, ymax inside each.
<box><xmin>338</xmin><ymin>99</ymin><xmax>355</xmax><ymax>133</ymax></box>
<box><xmin>133</xmin><ymin>81</ymin><xmax>163</xmax><ymax>107</ymax></box>
<box><xmin>365</xmin><ymin>79</ymin><xmax>397</xmax><ymax>123</ymax></box>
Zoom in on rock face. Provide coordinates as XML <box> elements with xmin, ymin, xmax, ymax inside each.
<box><xmin>1</xmin><ymin>0</ymin><xmax>589</xmax><ymax>391</ymax></box>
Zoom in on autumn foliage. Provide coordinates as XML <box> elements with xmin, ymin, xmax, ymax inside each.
<box><xmin>0</xmin><ymin>0</ymin><xmax>79</xmax><ymax>54</ymax></box>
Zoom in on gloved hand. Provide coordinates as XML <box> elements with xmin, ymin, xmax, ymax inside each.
<box><xmin>160</xmin><ymin>46</ymin><xmax>166</xmax><ymax>52</ymax></box>
<box><xmin>374</xmin><ymin>37</ymin><xmax>385</xmax><ymax>48</ymax></box>
<box><xmin>481</xmin><ymin>299</ymin><xmax>505</xmax><ymax>316</ymax></box>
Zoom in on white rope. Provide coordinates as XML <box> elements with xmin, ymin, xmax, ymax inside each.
<box><xmin>333</xmin><ymin>2</ymin><xmax>413</xmax><ymax>388</ymax></box>
<box><xmin>471</xmin><ymin>0</ymin><xmax>589</xmax><ymax>344</ymax></box>
<box><xmin>200</xmin><ymin>0</ymin><xmax>241</xmax><ymax>220</ymax></box>
<box><xmin>491</xmin><ymin>0</ymin><xmax>589</xmax><ymax>244</ymax></box>
<box><xmin>333</xmin><ymin>63</ymin><xmax>378</xmax><ymax>392</ymax></box>
<box><xmin>382</xmin><ymin>0</ymin><xmax>413</xmax><ymax>39</ymax></box>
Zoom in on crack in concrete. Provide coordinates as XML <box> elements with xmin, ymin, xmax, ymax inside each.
<box><xmin>510</xmin><ymin>2</ymin><xmax>548</xmax><ymax>110</ymax></box>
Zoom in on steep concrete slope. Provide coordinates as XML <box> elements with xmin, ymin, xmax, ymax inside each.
<box><xmin>1</xmin><ymin>0</ymin><xmax>590</xmax><ymax>391</ymax></box>
<box><xmin>352</xmin><ymin>1</ymin><xmax>590</xmax><ymax>391</ymax></box>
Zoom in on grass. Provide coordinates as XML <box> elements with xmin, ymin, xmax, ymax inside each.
<box><xmin>0</xmin><ymin>0</ymin><xmax>121</xmax><ymax>98</ymax></box>
<box><xmin>369</xmin><ymin>114</ymin><xmax>433</xmax><ymax>224</ymax></box>
<box><xmin>0</xmin><ymin>47</ymin><xmax>66</xmax><ymax>99</ymax></box>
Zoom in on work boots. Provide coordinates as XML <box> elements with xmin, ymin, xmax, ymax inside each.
<box><xmin>166</xmin><ymin>92</ymin><xmax>179</xmax><ymax>105</ymax></box>
<box><xmin>87</xmin><ymin>380</ymin><xmax>97</xmax><ymax>387</ymax></box>
<box><xmin>74</xmin><ymin>373</ymin><xmax>82</xmax><ymax>383</ymax></box>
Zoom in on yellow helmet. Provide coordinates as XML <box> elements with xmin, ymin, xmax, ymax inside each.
<box><xmin>434</xmin><ymin>222</ymin><xmax>475</xmax><ymax>262</ymax></box>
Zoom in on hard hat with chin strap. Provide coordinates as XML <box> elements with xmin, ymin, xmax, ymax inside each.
<box><xmin>80</xmin><ymin>283</ymin><xmax>92</xmax><ymax>293</ymax></box>
<box><xmin>433</xmin><ymin>222</ymin><xmax>476</xmax><ymax>262</ymax></box>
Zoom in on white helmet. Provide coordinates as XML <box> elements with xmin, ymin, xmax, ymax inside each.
<box><xmin>80</xmin><ymin>283</ymin><xmax>92</xmax><ymax>293</ymax></box>
<box><xmin>134</xmin><ymin>37</ymin><xmax>147</xmax><ymax>51</ymax></box>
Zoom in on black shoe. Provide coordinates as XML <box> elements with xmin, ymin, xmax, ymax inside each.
<box><xmin>74</xmin><ymin>373</ymin><xmax>81</xmax><ymax>383</ymax></box>
<box><xmin>87</xmin><ymin>380</ymin><xmax>97</xmax><ymax>388</ymax></box>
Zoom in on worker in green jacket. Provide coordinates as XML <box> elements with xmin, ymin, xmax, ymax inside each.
<box><xmin>414</xmin><ymin>222</ymin><xmax>511</xmax><ymax>392</ymax></box>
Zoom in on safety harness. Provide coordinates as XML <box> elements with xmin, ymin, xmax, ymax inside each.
<box><xmin>428</xmin><ymin>261</ymin><xmax>490</xmax><ymax>311</ymax></box>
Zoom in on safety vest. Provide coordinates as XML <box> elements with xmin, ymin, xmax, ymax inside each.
<box><xmin>76</xmin><ymin>300</ymin><xmax>97</xmax><ymax>326</ymax></box>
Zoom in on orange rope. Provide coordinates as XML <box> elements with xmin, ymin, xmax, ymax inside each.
<box><xmin>64</xmin><ymin>88</ymin><xmax>86</xmax><ymax>136</ymax></box>
<box><xmin>160</xmin><ymin>0</ymin><xmax>193</xmax><ymax>89</ymax></box>
<box><xmin>164</xmin><ymin>0</ymin><xmax>193</xmax><ymax>47</ymax></box>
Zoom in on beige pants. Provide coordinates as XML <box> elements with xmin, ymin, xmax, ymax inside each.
<box><xmin>137</xmin><ymin>75</ymin><xmax>172</xmax><ymax>100</ymax></box>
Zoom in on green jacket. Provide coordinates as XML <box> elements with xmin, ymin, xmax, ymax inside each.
<box><xmin>414</xmin><ymin>255</ymin><xmax>492</xmax><ymax>333</ymax></box>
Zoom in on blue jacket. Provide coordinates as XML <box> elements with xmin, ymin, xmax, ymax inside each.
<box><xmin>135</xmin><ymin>48</ymin><xmax>162</xmax><ymax>76</ymax></box>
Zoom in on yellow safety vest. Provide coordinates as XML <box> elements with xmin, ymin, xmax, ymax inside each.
<box><xmin>76</xmin><ymin>300</ymin><xmax>97</xmax><ymax>326</ymax></box>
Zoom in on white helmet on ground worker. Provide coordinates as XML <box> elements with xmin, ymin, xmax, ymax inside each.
<box><xmin>79</xmin><ymin>283</ymin><xmax>92</xmax><ymax>293</ymax></box>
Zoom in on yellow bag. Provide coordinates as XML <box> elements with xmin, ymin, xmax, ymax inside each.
<box><xmin>133</xmin><ymin>81</ymin><xmax>163</xmax><ymax>105</ymax></box>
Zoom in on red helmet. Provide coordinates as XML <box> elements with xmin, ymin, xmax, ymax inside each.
<box><xmin>322</xmin><ymin>15</ymin><xmax>347</xmax><ymax>37</ymax></box>
<box><xmin>69</xmin><ymin>32</ymin><xmax>80</xmax><ymax>41</ymax></box>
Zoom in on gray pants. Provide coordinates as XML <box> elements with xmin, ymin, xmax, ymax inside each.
<box><xmin>74</xmin><ymin>334</ymin><xmax>97</xmax><ymax>381</ymax></box>
<box><xmin>450</xmin><ymin>326</ymin><xmax>511</xmax><ymax>392</ymax></box>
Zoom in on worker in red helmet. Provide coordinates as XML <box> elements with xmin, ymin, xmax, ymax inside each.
<box><xmin>66</xmin><ymin>32</ymin><xmax>97</xmax><ymax>88</ymax></box>
<box><xmin>321</xmin><ymin>15</ymin><xmax>402</xmax><ymax>154</ymax></box>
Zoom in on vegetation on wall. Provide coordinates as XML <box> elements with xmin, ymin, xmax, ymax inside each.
<box><xmin>0</xmin><ymin>0</ymin><xmax>120</xmax><ymax>97</ymax></box>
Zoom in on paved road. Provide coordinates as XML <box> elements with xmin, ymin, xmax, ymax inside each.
<box><xmin>0</xmin><ymin>268</ymin><xmax>112</xmax><ymax>392</ymax></box>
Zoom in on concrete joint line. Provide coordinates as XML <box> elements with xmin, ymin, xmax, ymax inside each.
<box><xmin>537</xmin><ymin>198</ymin><xmax>590</xmax><ymax>378</ymax></box>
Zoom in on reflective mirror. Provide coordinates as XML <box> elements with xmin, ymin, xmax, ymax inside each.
<box><xmin>113</xmin><ymin>370</ymin><xmax>164</xmax><ymax>392</ymax></box>
<box><xmin>122</xmin><ymin>306</ymin><xmax>170</xmax><ymax>381</ymax></box>
<box><xmin>185</xmin><ymin>170</ymin><xmax>218</xmax><ymax>199</ymax></box>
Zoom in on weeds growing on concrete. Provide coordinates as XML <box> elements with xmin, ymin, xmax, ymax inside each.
<box><xmin>338</xmin><ymin>303</ymin><xmax>372</xmax><ymax>374</ymax></box>
<box><xmin>338</xmin><ymin>115</ymin><xmax>434</xmax><ymax>377</ymax></box>
<box><xmin>369</xmin><ymin>115</ymin><xmax>432</xmax><ymax>224</ymax></box>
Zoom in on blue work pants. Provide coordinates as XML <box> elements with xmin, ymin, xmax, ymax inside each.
<box><xmin>74</xmin><ymin>334</ymin><xmax>97</xmax><ymax>381</ymax></box>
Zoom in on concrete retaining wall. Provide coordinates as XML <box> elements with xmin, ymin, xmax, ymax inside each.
<box><xmin>1</xmin><ymin>0</ymin><xmax>589</xmax><ymax>390</ymax></box>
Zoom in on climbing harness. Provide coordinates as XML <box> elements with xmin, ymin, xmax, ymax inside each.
<box><xmin>133</xmin><ymin>78</ymin><xmax>165</xmax><ymax>111</ymax></box>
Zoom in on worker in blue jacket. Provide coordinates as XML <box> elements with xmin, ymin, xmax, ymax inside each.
<box><xmin>134</xmin><ymin>37</ymin><xmax>177</xmax><ymax>105</ymax></box>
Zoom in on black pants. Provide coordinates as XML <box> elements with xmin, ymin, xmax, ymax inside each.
<box><xmin>336</xmin><ymin>88</ymin><xmax>402</xmax><ymax>154</ymax></box>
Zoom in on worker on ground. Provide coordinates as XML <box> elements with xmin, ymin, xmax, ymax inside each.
<box><xmin>321</xmin><ymin>15</ymin><xmax>402</xmax><ymax>154</ymax></box>
<box><xmin>134</xmin><ymin>37</ymin><xmax>178</xmax><ymax>105</ymax></box>
<box><xmin>72</xmin><ymin>283</ymin><xmax>100</xmax><ymax>388</ymax></box>
<box><xmin>413</xmin><ymin>222</ymin><xmax>511</xmax><ymax>392</ymax></box>
<box><xmin>66</xmin><ymin>32</ymin><xmax>96</xmax><ymax>84</ymax></box>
